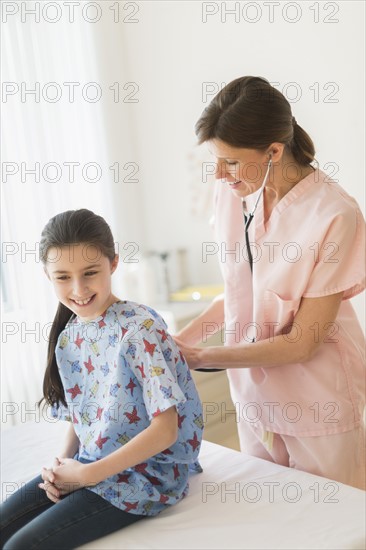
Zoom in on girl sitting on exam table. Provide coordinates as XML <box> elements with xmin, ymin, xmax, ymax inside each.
<box><xmin>0</xmin><ymin>209</ymin><xmax>203</xmax><ymax>550</ymax></box>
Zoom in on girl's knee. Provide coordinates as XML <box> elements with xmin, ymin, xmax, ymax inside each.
<box><xmin>2</xmin><ymin>528</ymin><xmax>46</xmax><ymax>550</ymax></box>
<box><xmin>3</xmin><ymin>531</ymin><xmax>29</xmax><ymax>550</ymax></box>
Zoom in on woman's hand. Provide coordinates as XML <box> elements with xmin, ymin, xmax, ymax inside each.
<box><xmin>173</xmin><ymin>337</ymin><xmax>204</xmax><ymax>370</ymax></box>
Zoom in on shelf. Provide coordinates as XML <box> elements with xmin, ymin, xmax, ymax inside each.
<box><xmin>169</xmin><ymin>284</ymin><xmax>224</xmax><ymax>302</ymax></box>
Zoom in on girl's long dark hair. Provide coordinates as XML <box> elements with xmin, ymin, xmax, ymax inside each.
<box><xmin>39</xmin><ymin>209</ymin><xmax>116</xmax><ymax>408</ymax></box>
<box><xmin>195</xmin><ymin>76</ymin><xmax>315</xmax><ymax>166</ymax></box>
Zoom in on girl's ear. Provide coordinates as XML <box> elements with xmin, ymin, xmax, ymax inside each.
<box><xmin>111</xmin><ymin>254</ymin><xmax>119</xmax><ymax>274</ymax></box>
<box><xmin>43</xmin><ymin>266</ymin><xmax>51</xmax><ymax>281</ymax></box>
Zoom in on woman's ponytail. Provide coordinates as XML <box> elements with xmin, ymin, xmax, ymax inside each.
<box><xmin>290</xmin><ymin>121</ymin><xmax>316</xmax><ymax>166</ymax></box>
<box><xmin>195</xmin><ymin>76</ymin><xmax>316</xmax><ymax>167</ymax></box>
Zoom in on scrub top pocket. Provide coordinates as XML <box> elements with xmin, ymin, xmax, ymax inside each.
<box><xmin>262</xmin><ymin>290</ymin><xmax>302</xmax><ymax>338</ymax></box>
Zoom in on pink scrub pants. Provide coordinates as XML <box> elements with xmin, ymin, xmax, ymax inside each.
<box><xmin>239</xmin><ymin>421</ymin><xmax>366</xmax><ymax>490</ymax></box>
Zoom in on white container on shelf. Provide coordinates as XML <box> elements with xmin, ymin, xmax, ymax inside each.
<box><xmin>137</xmin><ymin>257</ymin><xmax>159</xmax><ymax>305</ymax></box>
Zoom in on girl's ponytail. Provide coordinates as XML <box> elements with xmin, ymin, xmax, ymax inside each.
<box><xmin>39</xmin><ymin>302</ymin><xmax>73</xmax><ymax>408</ymax></box>
<box><xmin>38</xmin><ymin>208</ymin><xmax>116</xmax><ymax>409</ymax></box>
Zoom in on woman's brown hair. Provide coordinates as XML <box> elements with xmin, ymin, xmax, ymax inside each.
<box><xmin>195</xmin><ymin>76</ymin><xmax>315</xmax><ymax>166</ymax></box>
<box><xmin>39</xmin><ymin>209</ymin><xmax>116</xmax><ymax>408</ymax></box>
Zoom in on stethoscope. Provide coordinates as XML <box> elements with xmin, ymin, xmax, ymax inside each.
<box><xmin>195</xmin><ymin>155</ymin><xmax>273</xmax><ymax>373</ymax></box>
<box><xmin>243</xmin><ymin>155</ymin><xmax>273</xmax><ymax>232</ymax></box>
<box><xmin>242</xmin><ymin>155</ymin><xmax>273</xmax><ymax>272</ymax></box>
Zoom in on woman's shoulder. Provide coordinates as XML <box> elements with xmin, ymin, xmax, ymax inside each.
<box><xmin>306</xmin><ymin>169</ymin><xmax>363</xmax><ymax>218</ymax></box>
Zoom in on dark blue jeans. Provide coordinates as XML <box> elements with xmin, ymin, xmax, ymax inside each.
<box><xmin>0</xmin><ymin>475</ymin><xmax>144</xmax><ymax>549</ymax></box>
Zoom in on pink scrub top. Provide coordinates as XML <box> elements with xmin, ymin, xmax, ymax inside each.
<box><xmin>213</xmin><ymin>168</ymin><xmax>365</xmax><ymax>436</ymax></box>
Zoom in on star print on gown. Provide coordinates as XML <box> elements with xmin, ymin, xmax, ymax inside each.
<box><xmin>53</xmin><ymin>300</ymin><xmax>203</xmax><ymax>517</ymax></box>
<box><xmin>66</xmin><ymin>383</ymin><xmax>82</xmax><ymax>400</ymax></box>
<box><xmin>84</xmin><ymin>356</ymin><xmax>95</xmax><ymax>375</ymax></box>
<box><xmin>135</xmin><ymin>363</ymin><xmax>146</xmax><ymax>378</ymax></box>
<box><xmin>157</xmin><ymin>328</ymin><xmax>168</xmax><ymax>342</ymax></box>
<box><xmin>143</xmin><ymin>338</ymin><xmax>156</xmax><ymax>356</ymax></box>
<box><xmin>95</xmin><ymin>432</ymin><xmax>110</xmax><ymax>450</ymax></box>
<box><xmin>125</xmin><ymin>377</ymin><xmax>137</xmax><ymax>396</ymax></box>
<box><xmin>124</xmin><ymin>405</ymin><xmax>141</xmax><ymax>425</ymax></box>
<box><xmin>188</xmin><ymin>432</ymin><xmax>200</xmax><ymax>451</ymax></box>
<box><xmin>74</xmin><ymin>333</ymin><xmax>84</xmax><ymax>349</ymax></box>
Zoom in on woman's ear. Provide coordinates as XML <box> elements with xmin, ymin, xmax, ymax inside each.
<box><xmin>111</xmin><ymin>254</ymin><xmax>119</xmax><ymax>274</ymax></box>
<box><xmin>267</xmin><ymin>142</ymin><xmax>285</xmax><ymax>163</ymax></box>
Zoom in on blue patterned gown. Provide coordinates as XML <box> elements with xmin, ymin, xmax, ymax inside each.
<box><xmin>52</xmin><ymin>300</ymin><xmax>203</xmax><ymax>516</ymax></box>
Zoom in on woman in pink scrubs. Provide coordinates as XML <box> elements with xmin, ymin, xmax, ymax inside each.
<box><xmin>175</xmin><ymin>76</ymin><xmax>365</xmax><ymax>490</ymax></box>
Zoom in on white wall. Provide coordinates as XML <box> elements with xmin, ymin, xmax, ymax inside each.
<box><xmin>2</xmin><ymin>1</ymin><xmax>364</xmax><ymax>427</ymax></box>
<box><xmin>3</xmin><ymin>1</ymin><xmax>365</xmax><ymax>311</ymax></box>
<box><xmin>93</xmin><ymin>0</ymin><xmax>365</xmax><ymax>322</ymax></box>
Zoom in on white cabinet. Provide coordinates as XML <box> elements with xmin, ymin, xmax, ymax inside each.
<box><xmin>191</xmin><ymin>369</ymin><xmax>240</xmax><ymax>450</ymax></box>
<box><xmin>155</xmin><ymin>303</ymin><xmax>240</xmax><ymax>451</ymax></box>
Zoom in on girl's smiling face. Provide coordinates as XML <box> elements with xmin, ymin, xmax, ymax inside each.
<box><xmin>44</xmin><ymin>243</ymin><xmax>119</xmax><ymax>322</ymax></box>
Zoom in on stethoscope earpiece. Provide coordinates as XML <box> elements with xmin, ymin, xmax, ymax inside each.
<box><xmin>243</xmin><ymin>156</ymin><xmax>273</xmax><ymax>230</ymax></box>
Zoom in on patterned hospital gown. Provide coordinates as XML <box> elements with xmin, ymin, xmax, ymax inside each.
<box><xmin>53</xmin><ymin>300</ymin><xmax>203</xmax><ymax>516</ymax></box>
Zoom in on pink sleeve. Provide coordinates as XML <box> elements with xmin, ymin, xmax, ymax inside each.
<box><xmin>303</xmin><ymin>206</ymin><xmax>365</xmax><ymax>299</ymax></box>
<box><xmin>210</xmin><ymin>180</ymin><xmax>220</xmax><ymax>230</ymax></box>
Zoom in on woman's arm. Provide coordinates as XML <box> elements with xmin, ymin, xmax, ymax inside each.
<box><xmin>51</xmin><ymin>406</ymin><xmax>178</xmax><ymax>488</ymax></box>
<box><xmin>174</xmin><ymin>294</ymin><xmax>225</xmax><ymax>346</ymax></box>
<box><xmin>175</xmin><ymin>292</ymin><xmax>344</xmax><ymax>369</ymax></box>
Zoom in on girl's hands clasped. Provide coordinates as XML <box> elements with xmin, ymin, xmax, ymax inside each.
<box><xmin>38</xmin><ymin>457</ymin><xmax>62</xmax><ymax>503</ymax></box>
<box><xmin>53</xmin><ymin>458</ymin><xmax>96</xmax><ymax>489</ymax></box>
<box><xmin>39</xmin><ymin>457</ymin><xmax>95</xmax><ymax>503</ymax></box>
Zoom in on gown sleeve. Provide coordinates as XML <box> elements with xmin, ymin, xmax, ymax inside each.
<box><xmin>120</xmin><ymin>309</ymin><xmax>203</xmax><ymax>470</ymax></box>
<box><xmin>120</xmin><ymin>321</ymin><xmax>187</xmax><ymax>421</ymax></box>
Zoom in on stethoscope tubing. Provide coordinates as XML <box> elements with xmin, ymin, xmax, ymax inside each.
<box><xmin>243</xmin><ymin>157</ymin><xmax>273</xmax><ymax>231</ymax></box>
<box><xmin>195</xmin><ymin>158</ymin><xmax>273</xmax><ymax>373</ymax></box>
